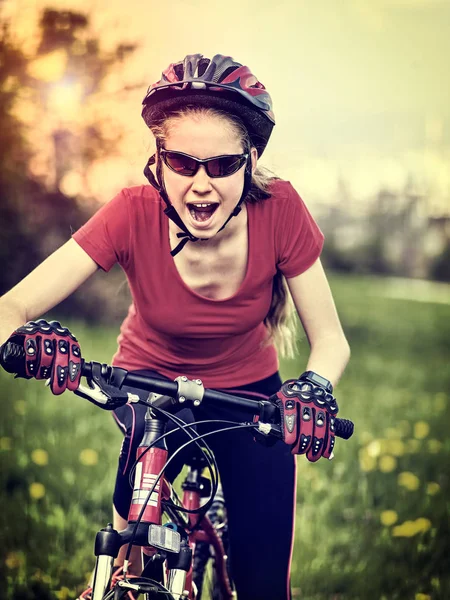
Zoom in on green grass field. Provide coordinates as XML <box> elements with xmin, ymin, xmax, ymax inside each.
<box><xmin>1</xmin><ymin>275</ymin><xmax>449</xmax><ymax>600</ymax></box>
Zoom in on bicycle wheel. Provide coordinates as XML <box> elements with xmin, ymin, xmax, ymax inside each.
<box><xmin>192</xmin><ymin>486</ymin><xmax>235</xmax><ymax>600</ymax></box>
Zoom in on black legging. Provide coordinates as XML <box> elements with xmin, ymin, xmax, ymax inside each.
<box><xmin>113</xmin><ymin>370</ymin><xmax>296</xmax><ymax>600</ymax></box>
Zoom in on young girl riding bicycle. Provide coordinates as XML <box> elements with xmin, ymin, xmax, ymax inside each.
<box><xmin>0</xmin><ymin>53</ymin><xmax>350</xmax><ymax>600</ymax></box>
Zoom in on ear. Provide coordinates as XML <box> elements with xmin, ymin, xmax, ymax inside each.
<box><xmin>250</xmin><ymin>147</ymin><xmax>258</xmax><ymax>175</ymax></box>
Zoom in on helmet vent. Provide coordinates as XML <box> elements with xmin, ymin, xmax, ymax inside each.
<box><xmin>197</xmin><ymin>58</ymin><xmax>209</xmax><ymax>77</ymax></box>
<box><xmin>219</xmin><ymin>66</ymin><xmax>238</xmax><ymax>82</ymax></box>
<box><xmin>174</xmin><ymin>63</ymin><xmax>185</xmax><ymax>80</ymax></box>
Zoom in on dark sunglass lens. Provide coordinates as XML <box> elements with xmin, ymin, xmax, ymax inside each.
<box><xmin>165</xmin><ymin>152</ymin><xmax>197</xmax><ymax>175</ymax></box>
<box><xmin>209</xmin><ymin>156</ymin><xmax>244</xmax><ymax>177</ymax></box>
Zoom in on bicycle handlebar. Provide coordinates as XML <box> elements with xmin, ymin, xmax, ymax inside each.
<box><xmin>0</xmin><ymin>343</ymin><xmax>354</xmax><ymax>440</ymax></box>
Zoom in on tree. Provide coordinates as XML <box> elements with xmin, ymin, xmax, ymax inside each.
<box><xmin>0</xmin><ymin>8</ymin><xmax>137</xmax><ymax>321</ymax></box>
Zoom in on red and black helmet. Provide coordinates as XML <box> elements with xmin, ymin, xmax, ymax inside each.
<box><xmin>142</xmin><ymin>53</ymin><xmax>275</xmax><ymax>156</ymax></box>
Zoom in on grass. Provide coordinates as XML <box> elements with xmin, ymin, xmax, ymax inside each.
<box><xmin>1</xmin><ymin>274</ymin><xmax>449</xmax><ymax>600</ymax></box>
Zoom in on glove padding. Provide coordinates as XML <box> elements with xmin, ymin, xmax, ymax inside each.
<box><xmin>274</xmin><ymin>378</ymin><xmax>338</xmax><ymax>462</ymax></box>
<box><xmin>4</xmin><ymin>319</ymin><xmax>81</xmax><ymax>395</ymax></box>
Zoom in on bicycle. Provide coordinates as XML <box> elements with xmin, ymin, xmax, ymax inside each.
<box><xmin>0</xmin><ymin>345</ymin><xmax>354</xmax><ymax>600</ymax></box>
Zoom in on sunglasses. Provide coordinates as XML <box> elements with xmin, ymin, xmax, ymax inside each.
<box><xmin>160</xmin><ymin>149</ymin><xmax>249</xmax><ymax>178</ymax></box>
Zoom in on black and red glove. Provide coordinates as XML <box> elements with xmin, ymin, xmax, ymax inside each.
<box><xmin>274</xmin><ymin>378</ymin><xmax>339</xmax><ymax>462</ymax></box>
<box><xmin>1</xmin><ymin>319</ymin><xmax>82</xmax><ymax>395</ymax></box>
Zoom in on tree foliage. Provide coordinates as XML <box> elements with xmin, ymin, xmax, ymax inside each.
<box><xmin>0</xmin><ymin>8</ymin><xmax>137</xmax><ymax>318</ymax></box>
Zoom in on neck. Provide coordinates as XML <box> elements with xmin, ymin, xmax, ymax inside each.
<box><xmin>168</xmin><ymin>204</ymin><xmax>247</xmax><ymax>252</ymax></box>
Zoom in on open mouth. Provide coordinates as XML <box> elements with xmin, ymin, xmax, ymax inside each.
<box><xmin>187</xmin><ymin>202</ymin><xmax>220</xmax><ymax>223</ymax></box>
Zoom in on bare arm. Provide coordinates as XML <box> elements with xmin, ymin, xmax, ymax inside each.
<box><xmin>0</xmin><ymin>239</ymin><xmax>99</xmax><ymax>344</ymax></box>
<box><xmin>287</xmin><ymin>258</ymin><xmax>350</xmax><ymax>387</ymax></box>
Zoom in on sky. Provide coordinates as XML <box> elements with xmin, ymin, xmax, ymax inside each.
<box><xmin>2</xmin><ymin>0</ymin><xmax>450</xmax><ymax>211</ymax></box>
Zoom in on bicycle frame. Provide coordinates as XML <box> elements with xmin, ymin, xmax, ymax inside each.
<box><xmin>90</xmin><ymin>406</ymin><xmax>234</xmax><ymax>600</ymax></box>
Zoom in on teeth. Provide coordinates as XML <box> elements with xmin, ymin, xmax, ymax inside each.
<box><xmin>190</xmin><ymin>203</ymin><xmax>213</xmax><ymax>208</ymax></box>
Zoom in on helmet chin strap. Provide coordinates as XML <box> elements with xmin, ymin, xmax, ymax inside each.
<box><xmin>143</xmin><ymin>140</ymin><xmax>253</xmax><ymax>257</ymax></box>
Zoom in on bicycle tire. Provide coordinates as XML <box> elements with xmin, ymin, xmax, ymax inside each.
<box><xmin>192</xmin><ymin>486</ymin><xmax>235</xmax><ymax>600</ymax></box>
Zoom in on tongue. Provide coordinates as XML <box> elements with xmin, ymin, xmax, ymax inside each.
<box><xmin>190</xmin><ymin>205</ymin><xmax>217</xmax><ymax>222</ymax></box>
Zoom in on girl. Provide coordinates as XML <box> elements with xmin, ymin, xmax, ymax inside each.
<box><xmin>0</xmin><ymin>54</ymin><xmax>350</xmax><ymax>599</ymax></box>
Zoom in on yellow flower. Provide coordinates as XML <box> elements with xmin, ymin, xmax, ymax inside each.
<box><xmin>415</xmin><ymin>518</ymin><xmax>432</xmax><ymax>533</ymax></box>
<box><xmin>380</xmin><ymin>510</ymin><xmax>398</xmax><ymax>526</ymax></box>
<box><xmin>416</xmin><ymin>594</ymin><xmax>432</xmax><ymax>600</ymax></box>
<box><xmin>385</xmin><ymin>439</ymin><xmax>406</xmax><ymax>456</ymax></box>
<box><xmin>414</xmin><ymin>421</ymin><xmax>430</xmax><ymax>439</ymax></box>
<box><xmin>398</xmin><ymin>472</ymin><xmax>420</xmax><ymax>491</ymax></box>
<box><xmin>379</xmin><ymin>455</ymin><xmax>397</xmax><ymax>473</ymax></box>
<box><xmin>29</xmin><ymin>482</ymin><xmax>46</xmax><ymax>499</ymax></box>
<box><xmin>79</xmin><ymin>448</ymin><xmax>99</xmax><ymax>466</ymax></box>
<box><xmin>426</xmin><ymin>482</ymin><xmax>440</xmax><ymax>495</ymax></box>
<box><xmin>0</xmin><ymin>437</ymin><xmax>12</xmax><ymax>450</ymax></box>
<box><xmin>5</xmin><ymin>551</ymin><xmax>25</xmax><ymax>569</ymax></box>
<box><xmin>427</xmin><ymin>439</ymin><xmax>442</xmax><ymax>454</ymax></box>
<box><xmin>31</xmin><ymin>449</ymin><xmax>49</xmax><ymax>466</ymax></box>
<box><xmin>359</xmin><ymin>449</ymin><xmax>376</xmax><ymax>472</ymax></box>
<box><xmin>392</xmin><ymin>518</ymin><xmax>431</xmax><ymax>537</ymax></box>
<box><xmin>366</xmin><ymin>440</ymin><xmax>382</xmax><ymax>458</ymax></box>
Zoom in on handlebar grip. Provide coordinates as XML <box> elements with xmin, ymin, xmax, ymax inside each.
<box><xmin>0</xmin><ymin>342</ymin><xmax>26</xmax><ymax>373</ymax></box>
<box><xmin>334</xmin><ymin>418</ymin><xmax>354</xmax><ymax>440</ymax></box>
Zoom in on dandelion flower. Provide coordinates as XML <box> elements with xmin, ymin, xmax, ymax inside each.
<box><xmin>366</xmin><ymin>440</ymin><xmax>382</xmax><ymax>458</ymax></box>
<box><xmin>379</xmin><ymin>455</ymin><xmax>397</xmax><ymax>472</ymax></box>
<box><xmin>31</xmin><ymin>449</ymin><xmax>49</xmax><ymax>466</ymax></box>
<box><xmin>392</xmin><ymin>518</ymin><xmax>431</xmax><ymax>537</ymax></box>
<box><xmin>392</xmin><ymin>520</ymin><xmax>418</xmax><ymax>537</ymax></box>
<box><xmin>398</xmin><ymin>472</ymin><xmax>420</xmax><ymax>491</ymax></box>
<box><xmin>380</xmin><ymin>510</ymin><xmax>398</xmax><ymax>526</ymax></box>
<box><xmin>359</xmin><ymin>450</ymin><xmax>376</xmax><ymax>472</ymax></box>
<box><xmin>29</xmin><ymin>482</ymin><xmax>45</xmax><ymax>499</ymax></box>
<box><xmin>386</xmin><ymin>439</ymin><xmax>406</xmax><ymax>456</ymax></box>
<box><xmin>414</xmin><ymin>421</ymin><xmax>430</xmax><ymax>439</ymax></box>
<box><xmin>415</xmin><ymin>518</ymin><xmax>432</xmax><ymax>533</ymax></box>
<box><xmin>79</xmin><ymin>448</ymin><xmax>98</xmax><ymax>466</ymax></box>
<box><xmin>416</xmin><ymin>594</ymin><xmax>431</xmax><ymax>600</ymax></box>
<box><xmin>426</xmin><ymin>482</ymin><xmax>440</xmax><ymax>495</ymax></box>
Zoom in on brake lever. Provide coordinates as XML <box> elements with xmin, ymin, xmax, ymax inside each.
<box><xmin>73</xmin><ymin>379</ymin><xmax>140</xmax><ymax>410</ymax></box>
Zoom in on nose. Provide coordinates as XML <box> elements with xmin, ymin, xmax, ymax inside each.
<box><xmin>191</xmin><ymin>165</ymin><xmax>213</xmax><ymax>194</ymax></box>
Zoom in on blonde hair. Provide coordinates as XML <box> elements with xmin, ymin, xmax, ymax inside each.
<box><xmin>151</xmin><ymin>106</ymin><xmax>298</xmax><ymax>358</ymax></box>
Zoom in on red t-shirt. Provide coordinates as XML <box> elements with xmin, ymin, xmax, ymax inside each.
<box><xmin>72</xmin><ymin>179</ymin><xmax>324</xmax><ymax>387</ymax></box>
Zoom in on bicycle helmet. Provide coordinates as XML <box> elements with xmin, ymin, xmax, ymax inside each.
<box><xmin>141</xmin><ymin>54</ymin><xmax>276</xmax><ymax>256</ymax></box>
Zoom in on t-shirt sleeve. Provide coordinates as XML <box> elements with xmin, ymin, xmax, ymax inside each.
<box><xmin>276</xmin><ymin>183</ymin><xmax>324</xmax><ymax>278</ymax></box>
<box><xmin>72</xmin><ymin>188</ymin><xmax>131</xmax><ymax>272</ymax></box>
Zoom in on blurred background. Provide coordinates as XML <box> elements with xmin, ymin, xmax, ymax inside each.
<box><xmin>0</xmin><ymin>1</ymin><xmax>449</xmax><ymax>599</ymax></box>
